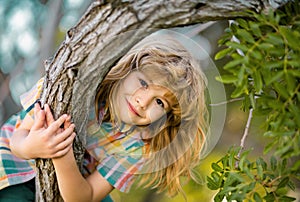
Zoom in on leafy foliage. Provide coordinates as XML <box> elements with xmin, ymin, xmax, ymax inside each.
<box><xmin>207</xmin><ymin>148</ymin><xmax>296</xmax><ymax>202</ymax></box>
<box><xmin>209</xmin><ymin>1</ymin><xmax>300</xmax><ymax>201</ymax></box>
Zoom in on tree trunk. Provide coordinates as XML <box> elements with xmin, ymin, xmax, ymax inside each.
<box><xmin>35</xmin><ymin>0</ymin><xmax>289</xmax><ymax>201</ymax></box>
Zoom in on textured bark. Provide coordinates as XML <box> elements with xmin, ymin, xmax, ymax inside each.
<box><xmin>35</xmin><ymin>0</ymin><xmax>290</xmax><ymax>201</ymax></box>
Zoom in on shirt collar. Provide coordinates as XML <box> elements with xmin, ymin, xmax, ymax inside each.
<box><xmin>114</xmin><ymin>122</ymin><xmax>136</xmax><ymax>134</ymax></box>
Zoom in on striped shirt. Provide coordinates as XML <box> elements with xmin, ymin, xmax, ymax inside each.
<box><xmin>0</xmin><ymin>78</ymin><xmax>148</xmax><ymax>192</ymax></box>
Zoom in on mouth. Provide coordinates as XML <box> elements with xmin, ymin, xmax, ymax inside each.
<box><xmin>127</xmin><ymin>100</ymin><xmax>141</xmax><ymax>117</ymax></box>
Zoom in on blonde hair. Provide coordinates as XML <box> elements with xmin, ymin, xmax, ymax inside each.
<box><xmin>95</xmin><ymin>35</ymin><xmax>208</xmax><ymax>197</ymax></box>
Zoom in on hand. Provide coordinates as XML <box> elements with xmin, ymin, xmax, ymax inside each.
<box><xmin>24</xmin><ymin>103</ymin><xmax>76</xmax><ymax>159</ymax></box>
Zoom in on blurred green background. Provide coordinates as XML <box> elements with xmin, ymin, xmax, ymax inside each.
<box><xmin>0</xmin><ymin>1</ymin><xmax>287</xmax><ymax>201</ymax></box>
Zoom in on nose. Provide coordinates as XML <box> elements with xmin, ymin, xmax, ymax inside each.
<box><xmin>135</xmin><ymin>91</ymin><xmax>153</xmax><ymax>109</ymax></box>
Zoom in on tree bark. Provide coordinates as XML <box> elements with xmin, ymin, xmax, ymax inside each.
<box><xmin>35</xmin><ymin>0</ymin><xmax>290</xmax><ymax>201</ymax></box>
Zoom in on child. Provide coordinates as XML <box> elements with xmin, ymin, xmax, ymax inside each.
<box><xmin>0</xmin><ymin>33</ymin><xmax>208</xmax><ymax>201</ymax></box>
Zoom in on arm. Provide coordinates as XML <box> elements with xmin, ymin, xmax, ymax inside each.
<box><xmin>52</xmin><ymin>148</ymin><xmax>114</xmax><ymax>202</ymax></box>
<box><xmin>10</xmin><ymin>104</ymin><xmax>75</xmax><ymax>159</ymax></box>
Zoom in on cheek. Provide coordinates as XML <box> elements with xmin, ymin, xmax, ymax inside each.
<box><xmin>148</xmin><ymin>107</ymin><xmax>167</xmax><ymax>123</ymax></box>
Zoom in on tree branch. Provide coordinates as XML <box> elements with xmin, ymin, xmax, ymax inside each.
<box><xmin>235</xmin><ymin>108</ymin><xmax>254</xmax><ymax>168</ymax></box>
<box><xmin>209</xmin><ymin>97</ymin><xmax>245</xmax><ymax>107</ymax></box>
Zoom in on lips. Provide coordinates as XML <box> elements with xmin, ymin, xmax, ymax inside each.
<box><xmin>127</xmin><ymin>100</ymin><xmax>141</xmax><ymax>117</ymax></box>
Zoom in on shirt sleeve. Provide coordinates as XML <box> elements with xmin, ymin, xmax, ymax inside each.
<box><xmin>15</xmin><ymin>78</ymin><xmax>44</xmax><ymax>129</ymax></box>
<box><xmin>96</xmin><ymin>153</ymin><xmax>145</xmax><ymax>193</ymax></box>
<box><xmin>19</xmin><ymin>78</ymin><xmax>44</xmax><ymax>116</ymax></box>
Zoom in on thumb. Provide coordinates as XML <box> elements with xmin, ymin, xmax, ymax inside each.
<box><xmin>31</xmin><ymin>103</ymin><xmax>46</xmax><ymax>130</ymax></box>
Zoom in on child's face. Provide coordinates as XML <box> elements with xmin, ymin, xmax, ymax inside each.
<box><xmin>115</xmin><ymin>70</ymin><xmax>172</xmax><ymax>126</ymax></box>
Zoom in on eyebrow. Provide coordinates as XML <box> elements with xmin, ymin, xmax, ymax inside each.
<box><xmin>138</xmin><ymin>72</ymin><xmax>153</xmax><ymax>84</ymax></box>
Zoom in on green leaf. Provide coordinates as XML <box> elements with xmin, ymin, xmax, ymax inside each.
<box><xmin>237</xmin><ymin>66</ymin><xmax>245</xmax><ymax>86</ymax></box>
<box><xmin>228</xmin><ymin>151</ymin><xmax>236</xmax><ymax>170</ymax></box>
<box><xmin>270</xmin><ymin>156</ymin><xmax>277</xmax><ymax>171</ymax></box>
<box><xmin>277</xmin><ymin>177</ymin><xmax>289</xmax><ymax>189</ymax></box>
<box><xmin>268</xmin><ymin>47</ymin><xmax>286</xmax><ymax>57</ymax></box>
<box><xmin>265</xmin><ymin>71</ymin><xmax>284</xmax><ymax>85</ymax></box>
<box><xmin>244</xmin><ymin>165</ymin><xmax>254</xmax><ymax>180</ymax></box>
<box><xmin>264</xmin><ymin>192</ymin><xmax>275</xmax><ymax>201</ymax></box>
<box><xmin>231</xmin><ymin>84</ymin><xmax>247</xmax><ymax>98</ymax></box>
<box><xmin>226</xmin><ymin>41</ymin><xmax>249</xmax><ymax>52</ymax></box>
<box><xmin>279</xmin><ymin>159</ymin><xmax>288</xmax><ymax>174</ymax></box>
<box><xmin>287</xmin><ymin>60</ymin><xmax>300</xmax><ymax>68</ymax></box>
<box><xmin>223</xmin><ymin>57</ymin><xmax>245</xmax><ymax>70</ymax></box>
<box><xmin>236</xmin><ymin>18</ymin><xmax>249</xmax><ymax>29</ymax></box>
<box><xmin>274</xmin><ymin>82</ymin><xmax>290</xmax><ymax>99</ymax></box>
<box><xmin>238</xmin><ymin>150</ymin><xmax>250</xmax><ymax>171</ymax></box>
<box><xmin>264</xmin><ymin>139</ymin><xmax>278</xmax><ymax>154</ymax></box>
<box><xmin>264</xmin><ymin>61</ymin><xmax>284</xmax><ymax>70</ymax></box>
<box><xmin>249</xmin><ymin>91</ymin><xmax>256</xmax><ymax>109</ymax></box>
<box><xmin>211</xmin><ymin>171</ymin><xmax>222</xmax><ymax>186</ymax></box>
<box><xmin>253</xmin><ymin>70</ymin><xmax>263</xmax><ymax>92</ymax></box>
<box><xmin>215</xmin><ymin>75</ymin><xmax>238</xmax><ymax>84</ymax></box>
<box><xmin>275</xmin><ymin>187</ymin><xmax>288</xmax><ymax>195</ymax></box>
<box><xmin>215</xmin><ymin>47</ymin><xmax>233</xmax><ymax>60</ymax></box>
<box><xmin>214</xmin><ymin>192</ymin><xmax>225</xmax><ymax>202</ymax></box>
<box><xmin>250</xmin><ymin>49</ymin><xmax>263</xmax><ymax>60</ymax></box>
<box><xmin>249</xmin><ymin>21</ymin><xmax>262</xmax><ymax>37</ymax></box>
<box><xmin>230</xmin><ymin>172</ymin><xmax>244</xmax><ymax>183</ymax></box>
<box><xmin>257</xmin><ymin>157</ymin><xmax>267</xmax><ymax>170</ymax></box>
<box><xmin>289</xmin><ymin>104</ymin><xmax>300</xmax><ymax>128</ymax></box>
<box><xmin>287</xmin><ymin>180</ymin><xmax>296</xmax><ymax>191</ymax></box>
<box><xmin>275</xmin><ymin>141</ymin><xmax>293</xmax><ymax>157</ymax></box>
<box><xmin>257</xmin><ymin>43</ymin><xmax>274</xmax><ymax>50</ymax></box>
<box><xmin>289</xmin><ymin>69</ymin><xmax>300</xmax><ymax>77</ymax></box>
<box><xmin>212</xmin><ymin>163</ymin><xmax>224</xmax><ymax>172</ymax></box>
<box><xmin>237</xmin><ymin>29</ymin><xmax>255</xmax><ymax>43</ymax></box>
<box><xmin>257</xmin><ymin>164</ymin><xmax>264</xmax><ymax>180</ymax></box>
<box><xmin>278</xmin><ymin>196</ymin><xmax>297</xmax><ymax>202</ymax></box>
<box><xmin>253</xmin><ymin>192</ymin><xmax>263</xmax><ymax>202</ymax></box>
<box><xmin>279</xmin><ymin>26</ymin><xmax>300</xmax><ymax>50</ymax></box>
<box><xmin>265</xmin><ymin>33</ymin><xmax>284</xmax><ymax>46</ymax></box>
<box><xmin>224</xmin><ymin>173</ymin><xmax>239</xmax><ymax>188</ymax></box>
<box><xmin>285</xmin><ymin>72</ymin><xmax>296</xmax><ymax>96</ymax></box>
<box><xmin>207</xmin><ymin>176</ymin><xmax>220</xmax><ymax>190</ymax></box>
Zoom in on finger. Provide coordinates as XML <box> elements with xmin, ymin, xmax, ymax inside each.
<box><xmin>54</xmin><ymin>124</ymin><xmax>75</xmax><ymax>144</ymax></box>
<box><xmin>47</xmin><ymin>114</ymin><xmax>68</xmax><ymax>133</ymax></box>
<box><xmin>32</xmin><ymin>104</ymin><xmax>46</xmax><ymax>130</ymax></box>
<box><xmin>45</xmin><ymin>104</ymin><xmax>55</xmax><ymax>127</ymax></box>
<box><xmin>52</xmin><ymin>143</ymin><xmax>73</xmax><ymax>159</ymax></box>
<box><xmin>55</xmin><ymin>131</ymin><xmax>76</xmax><ymax>152</ymax></box>
<box><xmin>33</xmin><ymin>102</ymin><xmax>41</xmax><ymax>120</ymax></box>
<box><xmin>64</xmin><ymin>115</ymin><xmax>72</xmax><ymax>130</ymax></box>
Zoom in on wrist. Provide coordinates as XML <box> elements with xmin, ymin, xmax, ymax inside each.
<box><xmin>52</xmin><ymin>147</ymin><xmax>74</xmax><ymax>163</ymax></box>
<box><xmin>22</xmin><ymin>135</ymin><xmax>35</xmax><ymax>159</ymax></box>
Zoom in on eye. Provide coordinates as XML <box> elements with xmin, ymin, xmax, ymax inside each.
<box><xmin>139</xmin><ymin>79</ymin><xmax>148</xmax><ymax>88</ymax></box>
<box><xmin>156</xmin><ymin>99</ymin><xmax>165</xmax><ymax>108</ymax></box>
